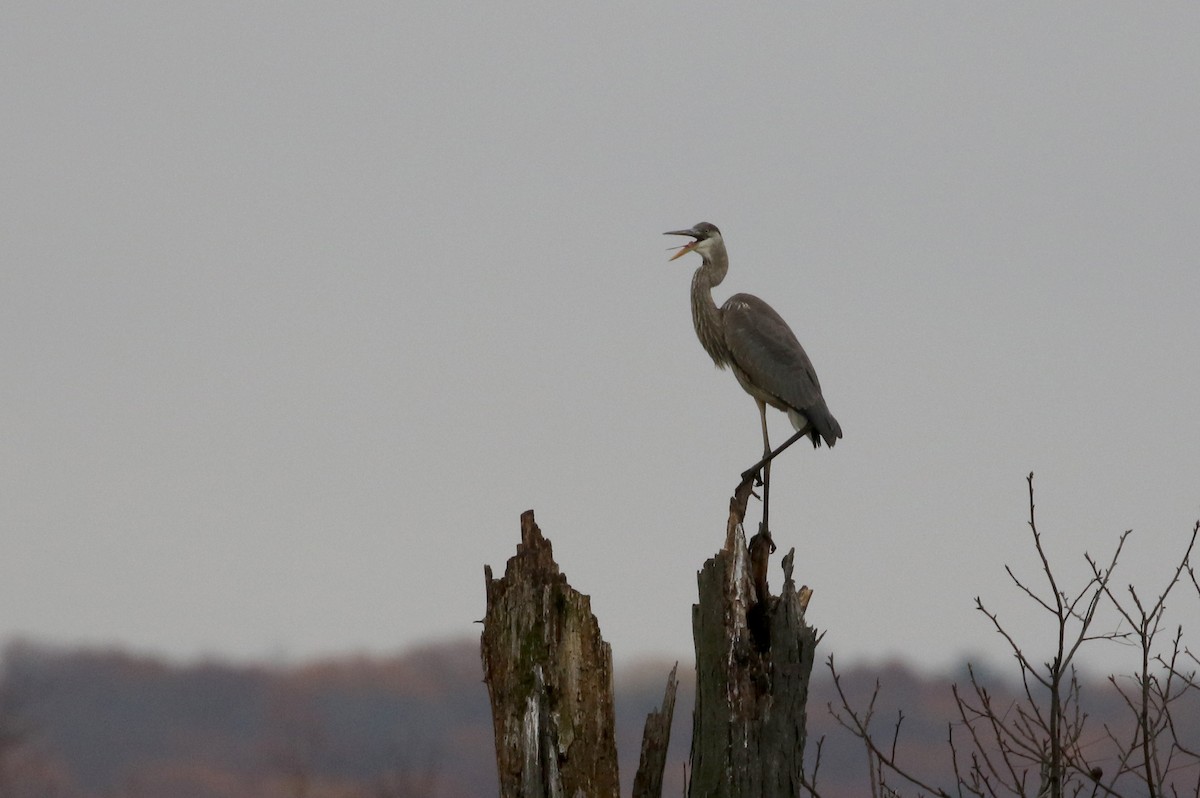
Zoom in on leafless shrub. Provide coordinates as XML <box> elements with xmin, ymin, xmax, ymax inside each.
<box><xmin>830</xmin><ymin>474</ymin><xmax>1200</xmax><ymax>798</ymax></box>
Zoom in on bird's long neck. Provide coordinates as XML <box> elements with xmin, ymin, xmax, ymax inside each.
<box><xmin>690</xmin><ymin>245</ymin><xmax>730</xmax><ymax>368</ymax></box>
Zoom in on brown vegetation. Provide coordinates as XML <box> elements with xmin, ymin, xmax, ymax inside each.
<box><xmin>3</xmin><ymin>638</ymin><xmax>1195</xmax><ymax>798</ymax></box>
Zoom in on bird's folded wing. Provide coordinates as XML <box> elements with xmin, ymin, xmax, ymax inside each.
<box><xmin>722</xmin><ymin>294</ymin><xmax>823</xmax><ymax>413</ymax></box>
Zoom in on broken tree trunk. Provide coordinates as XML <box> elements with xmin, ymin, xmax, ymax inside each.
<box><xmin>482</xmin><ymin>510</ymin><xmax>679</xmax><ymax>797</ymax></box>
<box><xmin>688</xmin><ymin>477</ymin><xmax>820</xmax><ymax>798</ymax></box>
<box><xmin>632</xmin><ymin>663</ymin><xmax>679</xmax><ymax>798</ymax></box>
<box><xmin>481</xmin><ymin>510</ymin><xmax>621</xmax><ymax>798</ymax></box>
<box><xmin>481</xmin><ymin>493</ymin><xmax>814</xmax><ymax>797</ymax></box>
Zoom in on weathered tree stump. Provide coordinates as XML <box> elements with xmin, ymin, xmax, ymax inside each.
<box><xmin>481</xmin><ymin>494</ymin><xmax>814</xmax><ymax>798</ymax></box>
<box><xmin>482</xmin><ymin>510</ymin><xmax>678</xmax><ymax>797</ymax></box>
<box><xmin>481</xmin><ymin>510</ymin><xmax>621</xmax><ymax>798</ymax></box>
<box><xmin>688</xmin><ymin>477</ymin><xmax>820</xmax><ymax>798</ymax></box>
<box><xmin>632</xmin><ymin>663</ymin><xmax>679</xmax><ymax>798</ymax></box>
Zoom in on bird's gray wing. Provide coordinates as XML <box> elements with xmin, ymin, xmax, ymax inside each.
<box><xmin>722</xmin><ymin>293</ymin><xmax>824</xmax><ymax>413</ymax></box>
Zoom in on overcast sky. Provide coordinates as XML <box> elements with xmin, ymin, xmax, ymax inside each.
<box><xmin>3</xmin><ymin>3</ymin><xmax>1198</xmax><ymax>674</ymax></box>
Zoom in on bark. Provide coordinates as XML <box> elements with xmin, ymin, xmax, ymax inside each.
<box><xmin>688</xmin><ymin>478</ymin><xmax>820</xmax><ymax>798</ymax></box>
<box><xmin>632</xmin><ymin>663</ymin><xmax>679</xmax><ymax>798</ymax></box>
<box><xmin>480</xmin><ymin>510</ymin><xmax>620</xmax><ymax>798</ymax></box>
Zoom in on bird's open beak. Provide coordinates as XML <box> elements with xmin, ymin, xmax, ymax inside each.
<box><xmin>668</xmin><ymin>240</ymin><xmax>699</xmax><ymax>261</ymax></box>
<box><xmin>664</xmin><ymin>228</ymin><xmax>700</xmax><ymax>261</ymax></box>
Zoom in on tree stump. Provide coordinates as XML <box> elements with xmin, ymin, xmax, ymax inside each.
<box><xmin>480</xmin><ymin>496</ymin><xmax>813</xmax><ymax>798</ymax></box>
<box><xmin>688</xmin><ymin>477</ymin><xmax>820</xmax><ymax>798</ymax></box>
<box><xmin>480</xmin><ymin>510</ymin><xmax>621</xmax><ymax>798</ymax></box>
<box><xmin>632</xmin><ymin>663</ymin><xmax>679</xmax><ymax>798</ymax></box>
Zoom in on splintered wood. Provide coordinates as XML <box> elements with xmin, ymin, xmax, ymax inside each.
<box><xmin>481</xmin><ymin>493</ymin><xmax>816</xmax><ymax>798</ymax></box>
<box><xmin>689</xmin><ymin>476</ymin><xmax>820</xmax><ymax>798</ymax></box>
<box><xmin>480</xmin><ymin>510</ymin><xmax>621</xmax><ymax>798</ymax></box>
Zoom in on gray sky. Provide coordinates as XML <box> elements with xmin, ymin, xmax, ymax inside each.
<box><xmin>3</xmin><ymin>3</ymin><xmax>1198</xmax><ymax>673</ymax></box>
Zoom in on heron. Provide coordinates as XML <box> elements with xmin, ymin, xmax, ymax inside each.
<box><xmin>665</xmin><ymin>221</ymin><xmax>841</xmax><ymax>534</ymax></box>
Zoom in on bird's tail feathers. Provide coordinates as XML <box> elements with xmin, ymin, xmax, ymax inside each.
<box><xmin>790</xmin><ymin>405</ymin><xmax>842</xmax><ymax>448</ymax></box>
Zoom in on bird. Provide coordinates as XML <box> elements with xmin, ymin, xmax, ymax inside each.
<box><xmin>665</xmin><ymin>222</ymin><xmax>841</xmax><ymax>533</ymax></box>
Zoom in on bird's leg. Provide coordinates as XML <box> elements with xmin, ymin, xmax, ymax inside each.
<box><xmin>756</xmin><ymin>400</ymin><xmax>772</xmax><ymax>540</ymax></box>
<box><xmin>740</xmin><ymin>426</ymin><xmax>810</xmax><ymax>484</ymax></box>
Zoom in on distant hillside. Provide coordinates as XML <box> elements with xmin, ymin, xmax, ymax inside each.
<box><xmin>0</xmin><ymin>638</ymin><xmax>1194</xmax><ymax>797</ymax></box>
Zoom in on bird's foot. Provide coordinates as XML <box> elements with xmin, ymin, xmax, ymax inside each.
<box><xmin>740</xmin><ymin>465</ymin><xmax>765</xmax><ymax>487</ymax></box>
<box><xmin>756</xmin><ymin>522</ymin><xmax>777</xmax><ymax>553</ymax></box>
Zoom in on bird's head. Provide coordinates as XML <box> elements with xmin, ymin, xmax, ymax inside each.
<box><xmin>665</xmin><ymin>222</ymin><xmax>722</xmax><ymax>261</ymax></box>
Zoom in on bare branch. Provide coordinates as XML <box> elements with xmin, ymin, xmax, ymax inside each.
<box><xmin>827</xmin><ymin>657</ymin><xmax>956</xmax><ymax>798</ymax></box>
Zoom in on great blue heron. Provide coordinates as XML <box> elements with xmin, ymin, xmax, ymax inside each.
<box><xmin>665</xmin><ymin>222</ymin><xmax>841</xmax><ymax>533</ymax></box>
